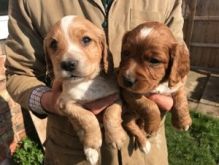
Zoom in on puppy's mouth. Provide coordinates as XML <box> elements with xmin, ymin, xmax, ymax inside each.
<box><xmin>121</xmin><ymin>82</ymin><xmax>153</xmax><ymax>95</ymax></box>
<box><xmin>63</xmin><ymin>73</ymin><xmax>86</xmax><ymax>80</ymax></box>
<box><xmin>69</xmin><ymin>74</ymin><xmax>83</xmax><ymax>80</ymax></box>
<box><xmin>62</xmin><ymin>71</ymin><xmax>98</xmax><ymax>81</ymax></box>
<box><xmin>61</xmin><ymin>71</ymin><xmax>83</xmax><ymax>80</ymax></box>
<box><xmin>59</xmin><ymin>63</ymin><xmax>100</xmax><ymax>81</ymax></box>
<box><xmin>118</xmin><ymin>75</ymin><xmax>155</xmax><ymax>94</ymax></box>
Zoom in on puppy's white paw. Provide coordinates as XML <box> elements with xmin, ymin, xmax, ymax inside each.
<box><xmin>84</xmin><ymin>147</ymin><xmax>99</xmax><ymax>165</ymax></box>
<box><xmin>140</xmin><ymin>141</ymin><xmax>151</xmax><ymax>154</ymax></box>
<box><xmin>184</xmin><ymin>125</ymin><xmax>190</xmax><ymax>131</ymax></box>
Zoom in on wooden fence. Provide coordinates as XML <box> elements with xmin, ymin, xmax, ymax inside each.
<box><xmin>183</xmin><ymin>0</ymin><xmax>219</xmax><ymax>70</ymax></box>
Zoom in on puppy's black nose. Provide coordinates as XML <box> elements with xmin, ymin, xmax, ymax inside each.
<box><xmin>60</xmin><ymin>60</ymin><xmax>78</xmax><ymax>71</ymax></box>
<box><xmin>122</xmin><ymin>75</ymin><xmax>136</xmax><ymax>88</ymax></box>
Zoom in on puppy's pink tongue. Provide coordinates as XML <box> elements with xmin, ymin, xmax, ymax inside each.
<box><xmin>83</xmin><ymin>93</ymin><xmax>118</xmax><ymax>115</ymax></box>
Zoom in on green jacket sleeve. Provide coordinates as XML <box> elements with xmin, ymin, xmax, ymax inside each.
<box><xmin>5</xmin><ymin>0</ymin><xmax>47</xmax><ymax>110</ymax></box>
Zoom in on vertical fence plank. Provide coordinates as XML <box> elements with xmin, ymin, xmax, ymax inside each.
<box><xmin>184</xmin><ymin>0</ymin><xmax>219</xmax><ymax>69</ymax></box>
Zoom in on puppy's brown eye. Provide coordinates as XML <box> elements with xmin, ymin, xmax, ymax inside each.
<box><xmin>50</xmin><ymin>39</ymin><xmax>58</xmax><ymax>50</ymax></box>
<box><xmin>81</xmin><ymin>36</ymin><xmax>92</xmax><ymax>45</ymax></box>
<box><xmin>143</xmin><ymin>56</ymin><xmax>161</xmax><ymax>65</ymax></box>
<box><xmin>150</xmin><ymin>58</ymin><xmax>160</xmax><ymax>64</ymax></box>
<box><xmin>122</xmin><ymin>50</ymin><xmax>130</xmax><ymax>58</ymax></box>
<box><xmin>149</xmin><ymin>57</ymin><xmax>161</xmax><ymax>65</ymax></box>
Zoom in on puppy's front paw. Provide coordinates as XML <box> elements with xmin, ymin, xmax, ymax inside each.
<box><xmin>84</xmin><ymin>147</ymin><xmax>99</xmax><ymax>165</ymax></box>
<box><xmin>172</xmin><ymin>115</ymin><xmax>192</xmax><ymax>131</ymax></box>
<box><xmin>105</xmin><ymin>127</ymin><xmax>127</xmax><ymax>149</ymax></box>
<box><xmin>140</xmin><ymin>141</ymin><xmax>151</xmax><ymax>154</ymax></box>
<box><xmin>184</xmin><ymin>125</ymin><xmax>190</xmax><ymax>131</ymax></box>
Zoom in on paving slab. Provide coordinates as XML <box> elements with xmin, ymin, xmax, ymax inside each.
<box><xmin>185</xmin><ymin>70</ymin><xmax>219</xmax><ymax>118</ymax></box>
<box><xmin>200</xmin><ymin>74</ymin><xmax>219</xmax><ymax>107</ymax></box>
<box><xmin>195</xmin><ymin>103</ymin><xmax>219</xmax><ymax>118</ymax></box>
<box><xmin>185</xmin><ymin>70</ymin><xmax>209</xmax><ymax>101</ymax></box>
<box><xmin>188</xmin><ymin>101</ymin><xmax>199</xmax><ymax>111</ymax></box>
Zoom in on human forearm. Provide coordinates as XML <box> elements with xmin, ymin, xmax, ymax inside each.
<box><xmin>29</xmin><ymin>86</ymin><xmax>51</xmax><ymax>115</ymax></box>
<box><xmin>6</xmin><ymin>74</ymin><xmax>46</xmax><ymax>110</ymax></box>
<box><xmin>6</xmin><ymin>0</ymin><xmax>47</xmax><ymax>111</ymax></box>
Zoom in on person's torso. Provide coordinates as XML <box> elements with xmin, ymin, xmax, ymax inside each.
<box><xmin>34</xmin><ymin>1</ymin><xmax>173</xmax><ymax>164</ymax></box>
<box><xmin>25</xmin><ymin>0</ymin><xmax>175</xmax><ymax>67</ymax></box>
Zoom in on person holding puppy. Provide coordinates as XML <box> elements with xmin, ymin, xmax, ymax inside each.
<box><xmin>6</xmin><ymin>0</ymin><xmax>184</xmax><ymax>164</ymax></box>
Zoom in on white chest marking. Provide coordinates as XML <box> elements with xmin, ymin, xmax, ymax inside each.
<box><xmin>151</xmin><ymin>81</ymin><xmax>182</xmax><ymax>95</ymax></box>
<box><xmin>62</xmin><ymin>76</ymin><xmax>118</xmax><ymax>103</ymax></box>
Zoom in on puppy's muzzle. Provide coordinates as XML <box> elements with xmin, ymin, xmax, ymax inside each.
<box><xmin>61</xmin><ymin>60</ymin><xmax>78</xmax><ymax>72</ymax></box>
<box><xmin>122</xmin><ymin>75</ymin><xmax>136</xmax><ymax>88</ymax></box>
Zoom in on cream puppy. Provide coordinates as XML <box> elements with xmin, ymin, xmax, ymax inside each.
<box><xmin>44</xmin><ymin>15</ymin><xmax>127</xmax><ymax>165</ymax></box>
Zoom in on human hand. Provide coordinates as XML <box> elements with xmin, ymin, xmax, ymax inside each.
<box><xmin>83</xmin><ymin>94</ymin><xmax>119</xmax><ymax>115</ymax></box>
<box><xmin>148</xmin><ymin>93</ymin><xmax>173</xmax><ymax>112</ymax></box>
<box><xmin>41</xmin><ymin>80</ymin><xmax>63</xmax><ymax>115</ymax></box>
<box><xmin>83</xmin><ymin>93</ymin><xmax>173</xmax><ymax>118</ymax></box>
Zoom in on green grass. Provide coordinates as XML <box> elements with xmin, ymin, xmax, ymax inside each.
<box><xmin>166</xmin><ymin>111</ymin><xmax>219</xmax><ymax>165</ymax></box>
<box><xmin>12</xmin><ymin>138</ymin><xmax>44</xmax><ymax>165</ymax></box>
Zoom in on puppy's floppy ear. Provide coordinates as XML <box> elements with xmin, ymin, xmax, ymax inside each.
<box><xmin>100</xmin><ymin>32</ymin><xmax>114</xmax><ymax>74</ymax></box>
<box><xmin>169</xmin><ymin>43</ymin><xmax>190</xmax><ymax>87</ymax></box>
<box><xmin>43</xmin><ymin>37</ymin><xmax>54</xmax><ymax>80</ymax></box>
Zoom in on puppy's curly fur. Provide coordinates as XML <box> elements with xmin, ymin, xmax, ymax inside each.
<box><xmin>117</xmin><ymin>22</ymin><xmax>192</xmax><ymax>154</ymax></box>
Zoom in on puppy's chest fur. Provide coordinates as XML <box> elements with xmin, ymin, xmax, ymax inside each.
<box><xmin>150</xmin><ymin>76</ymin><xmax>187</xmax><ymax>95</ymax></box>
<box><xmin>150</xmin><ymin>80</ymin><xmax>184</xmax><ymax>95</ymax></box>
<box><xmin>61</xmin><ymin>75</ymin><xmax>118</xmax><ymax>104</ymax></box>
